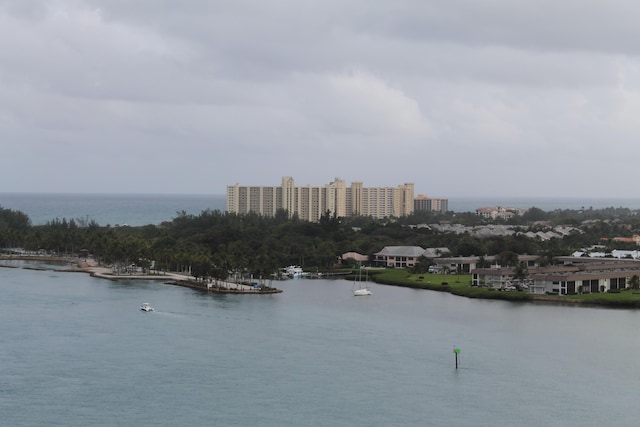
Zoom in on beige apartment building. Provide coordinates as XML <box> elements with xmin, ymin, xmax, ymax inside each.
<box><xmin>227</xmin><ymin>177</ymin><xmax>414</xmax><ymax>222</ymax></box>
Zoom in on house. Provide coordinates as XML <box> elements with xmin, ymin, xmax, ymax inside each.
<box><xmin>431</xmin><ymin>254</ymin><xmax>539</xmax><ymax>275</ymax></box>
<box><xmin>433</xmin><ymin>256</ymin><xmax>495</xmax><ymax>274</ymax></box>
<box><xmin>374</xmin><ymin>246</ymin><xmax>427</xmax><ymax>268</ymax></box>
<box><xmin>471</xmin><ymin>266</ymin><xmax>515</xmax><ymax>289</ymax></box>
<box><xmin>373</xmin><ymin>246</ymin><xmax>452</xmax><ymax>268</ymax></box>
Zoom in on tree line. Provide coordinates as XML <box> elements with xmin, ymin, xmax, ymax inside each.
<box><xmin>2</xmin><ymin>204</ymin><xmax>640</xmax><ymax>280</ymax></box>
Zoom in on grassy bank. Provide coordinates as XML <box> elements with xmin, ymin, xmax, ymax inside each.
<box><xmin>368</xmin><ymin>269</ymin><xmax>533</xmax><ymax>302</ymax></box>
<box><xmin>368</xmin><ymin>268</ymin><xmax>640</xmax><ymax>307</ymax></box>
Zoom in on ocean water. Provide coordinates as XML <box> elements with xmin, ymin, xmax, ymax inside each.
<box><xmin>2</xmin><ymin>264</ymin><xmax>640</xmax><ymax>426</ymax></box>
<box><xmin>0</xmin><ymin>193</ymin><xmax>227</xmax><ymax>226</ymax></box>
<box><xmin>449</xmin><ymin>196</ymin><xmax>640</xmax><ymax>212</ymax></box>
<box><xmin>2</xmin><ymin>193</ymin><xmax>640</xmax><ymax>227</ymax></box>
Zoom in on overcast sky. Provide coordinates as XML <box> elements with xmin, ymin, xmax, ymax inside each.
<box><xmin>1</xmin><ymin>0</ymin><xmax>639</xmax><ymax>198</ymax></box>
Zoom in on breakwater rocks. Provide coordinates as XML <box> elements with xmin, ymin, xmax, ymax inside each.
<box><xmin>168</xmin><ymin>279</ymin><xmax>283</xmax><ymax>295</ymax></box>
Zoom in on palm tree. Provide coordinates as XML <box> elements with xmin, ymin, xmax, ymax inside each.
<box><xmin>512</xmin><ymin>261</ymin><xmax>530</xmax><ymax>290</ymax></box>
<box><xmin>514</xmin><ymin>262</ymin><xmax>529</xmax><ymax>282</ymax></box>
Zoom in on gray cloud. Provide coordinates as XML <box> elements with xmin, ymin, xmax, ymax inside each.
<box><xmin>1</xmin><ymin>0</ymin><xmax>639</xmax><ymax>197</ymax></box>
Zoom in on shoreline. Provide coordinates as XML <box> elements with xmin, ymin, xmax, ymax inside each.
<box><xmin>4</xmin><ymin>255</ymin><xmax>637</xmax><ymax>306</ymax></box>
<box><xmin>369</xmin><ymin>274</ymin><xmax>640</xmax><ymax>309</ymax></box>
<box><xmin>0</xmin><ymin>255</ymin><xmax>283</xmax><ymax>294</ymax></box>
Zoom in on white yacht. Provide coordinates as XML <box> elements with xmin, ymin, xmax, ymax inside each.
<box><xmin>140</xmin><ymin>303</ymin><xmax>154</xmax><ymax>312</ymax></box>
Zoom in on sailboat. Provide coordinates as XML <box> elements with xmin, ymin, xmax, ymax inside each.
<box><xmin>353</xmin><ymin>265</ymin><xmax>372</xmax><ymax>296</ymax></box>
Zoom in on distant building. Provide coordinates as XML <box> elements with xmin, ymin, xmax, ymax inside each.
<box><xmin>373</xmin><ymin>246</ymin><xmax>450</xmax><ymax>268</ymax></box>
<box><xmin>432</xmin><ymin>255</ymin><xmax>538</xmax><ymax>274</ymax></box>
<box><xmin>476</xmin><ymin>206</ymin><xmax>525</xmax><ymax>220</ymax></box>
<box><xmin>472</xmin><ymin>257</ymin><xmax>640</xmax><ymax>294</ymax></box>
<box><xmin>414</xmin><ymin>194</ymin><xmax>448</xmax><ymax>213</ymax></box>
<box><xmin>374</xmin><ymin>246</ymin><xmax>427</xmax><ymax>268</ymax></box>
<box><xmin>608</xmin><ymin>235</ymin><xmax>640</xmax><ymax>246</ymax></box>
<box><xmin>227</xmin><ymin>177</ymin><xmax>414</xmax><ymax>222</ymax></box>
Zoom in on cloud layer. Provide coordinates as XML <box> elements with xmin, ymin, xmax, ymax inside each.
<box><xmin>1</xmin><ymin>0</ymin><xmax>639</xmax><ymax>197</ymax></box>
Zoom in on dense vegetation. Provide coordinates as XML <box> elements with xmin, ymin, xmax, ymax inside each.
<box><xmin>2</xmin><ymin>204</ymin><xmax>640</xmax><ymax>281</ymax></box>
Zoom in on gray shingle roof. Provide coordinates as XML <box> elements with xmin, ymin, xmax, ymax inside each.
<box><xmin>375</xmin><ymin>246</ymin><xmax>426</xmax><ymax>257</ymax></box>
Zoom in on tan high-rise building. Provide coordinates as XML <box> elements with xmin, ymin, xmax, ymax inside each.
<box><xmin>227</xmin><ymin>177</ymin><xmax>414</xmax><ymax>221</ymax></box>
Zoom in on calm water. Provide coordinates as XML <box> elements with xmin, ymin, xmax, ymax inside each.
<box><xmin>2</xmin><ymin>263</ymin><xmax>640</xmax><ymax>426</ymax></box>
<box><xmin>449</xmin><ymin>196</ymin><xmax>640</xmax><ymax>212</ymax></box>
<box><xmin>0</xmin><ymin>193</ymin><xmax>226</xmax><ymax>226</ymax></box>
<box><xmin>2</xmin><ymin>193</ymin><xmax>640</xmax><ymax>227</ymax></box>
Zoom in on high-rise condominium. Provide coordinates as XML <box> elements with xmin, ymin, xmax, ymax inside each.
<box><xmin>227</xmin><ymin>177</ymin><xmax>415</xmax><ymax>222</ymax></box>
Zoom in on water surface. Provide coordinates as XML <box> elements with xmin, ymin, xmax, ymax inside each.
<box><xmin>1</xmin><ymin>266</ymin><xmax>640</xmax><ymax>426</ymax></box>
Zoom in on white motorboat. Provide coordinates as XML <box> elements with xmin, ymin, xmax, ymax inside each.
<box><xmin>140</xmin><ymin>303</ymin><xmax>154</xmax><ymax>312</ymax></box>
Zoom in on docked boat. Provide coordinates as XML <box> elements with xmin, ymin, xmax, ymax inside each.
<box><xmin>283</xmin><ymin>265</ymin><xmax>306</xmax><ymax>278</ymax></box>
<box><xmin>140</xmin><ymin>303</ymin><xmax>154</xmax><ymax>312</ymax></box>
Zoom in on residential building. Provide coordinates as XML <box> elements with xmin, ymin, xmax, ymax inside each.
<box><xmin>374</xmin><ymin>246</ymin><xmax>427</xmax><ymax>268</ymax></box>
<box><xmin>373</xmin><ymin>246</ymin><xmax>450</xmax><ymax>268</ymax></box>
<box><xmin>472</xmin><ymin>257</ymin><xmax>640</xmax><ymax>295</ymax></box>
<box><xmin>476</xmin><ymin>206</ymin><xmax>525</xmax><ymax>220</ymax></box>
<box><xmin>433</xmin><ymin>256</ymin><xmax>494</xmax><ymax>274</ymax></box>
<box><xmin>227</xmin><ymin>177</ymin><xmax>414</xmax><ymax>221</ymax></box>
<box><xmin>429</xmin><ymin>254</ymin><xmax>538</xmax><ymax>275</ymax></box>
<box><xmin>414</xmin><ymin>194</ymin><xmax>449</xmax><ymax>213</ymax></box>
